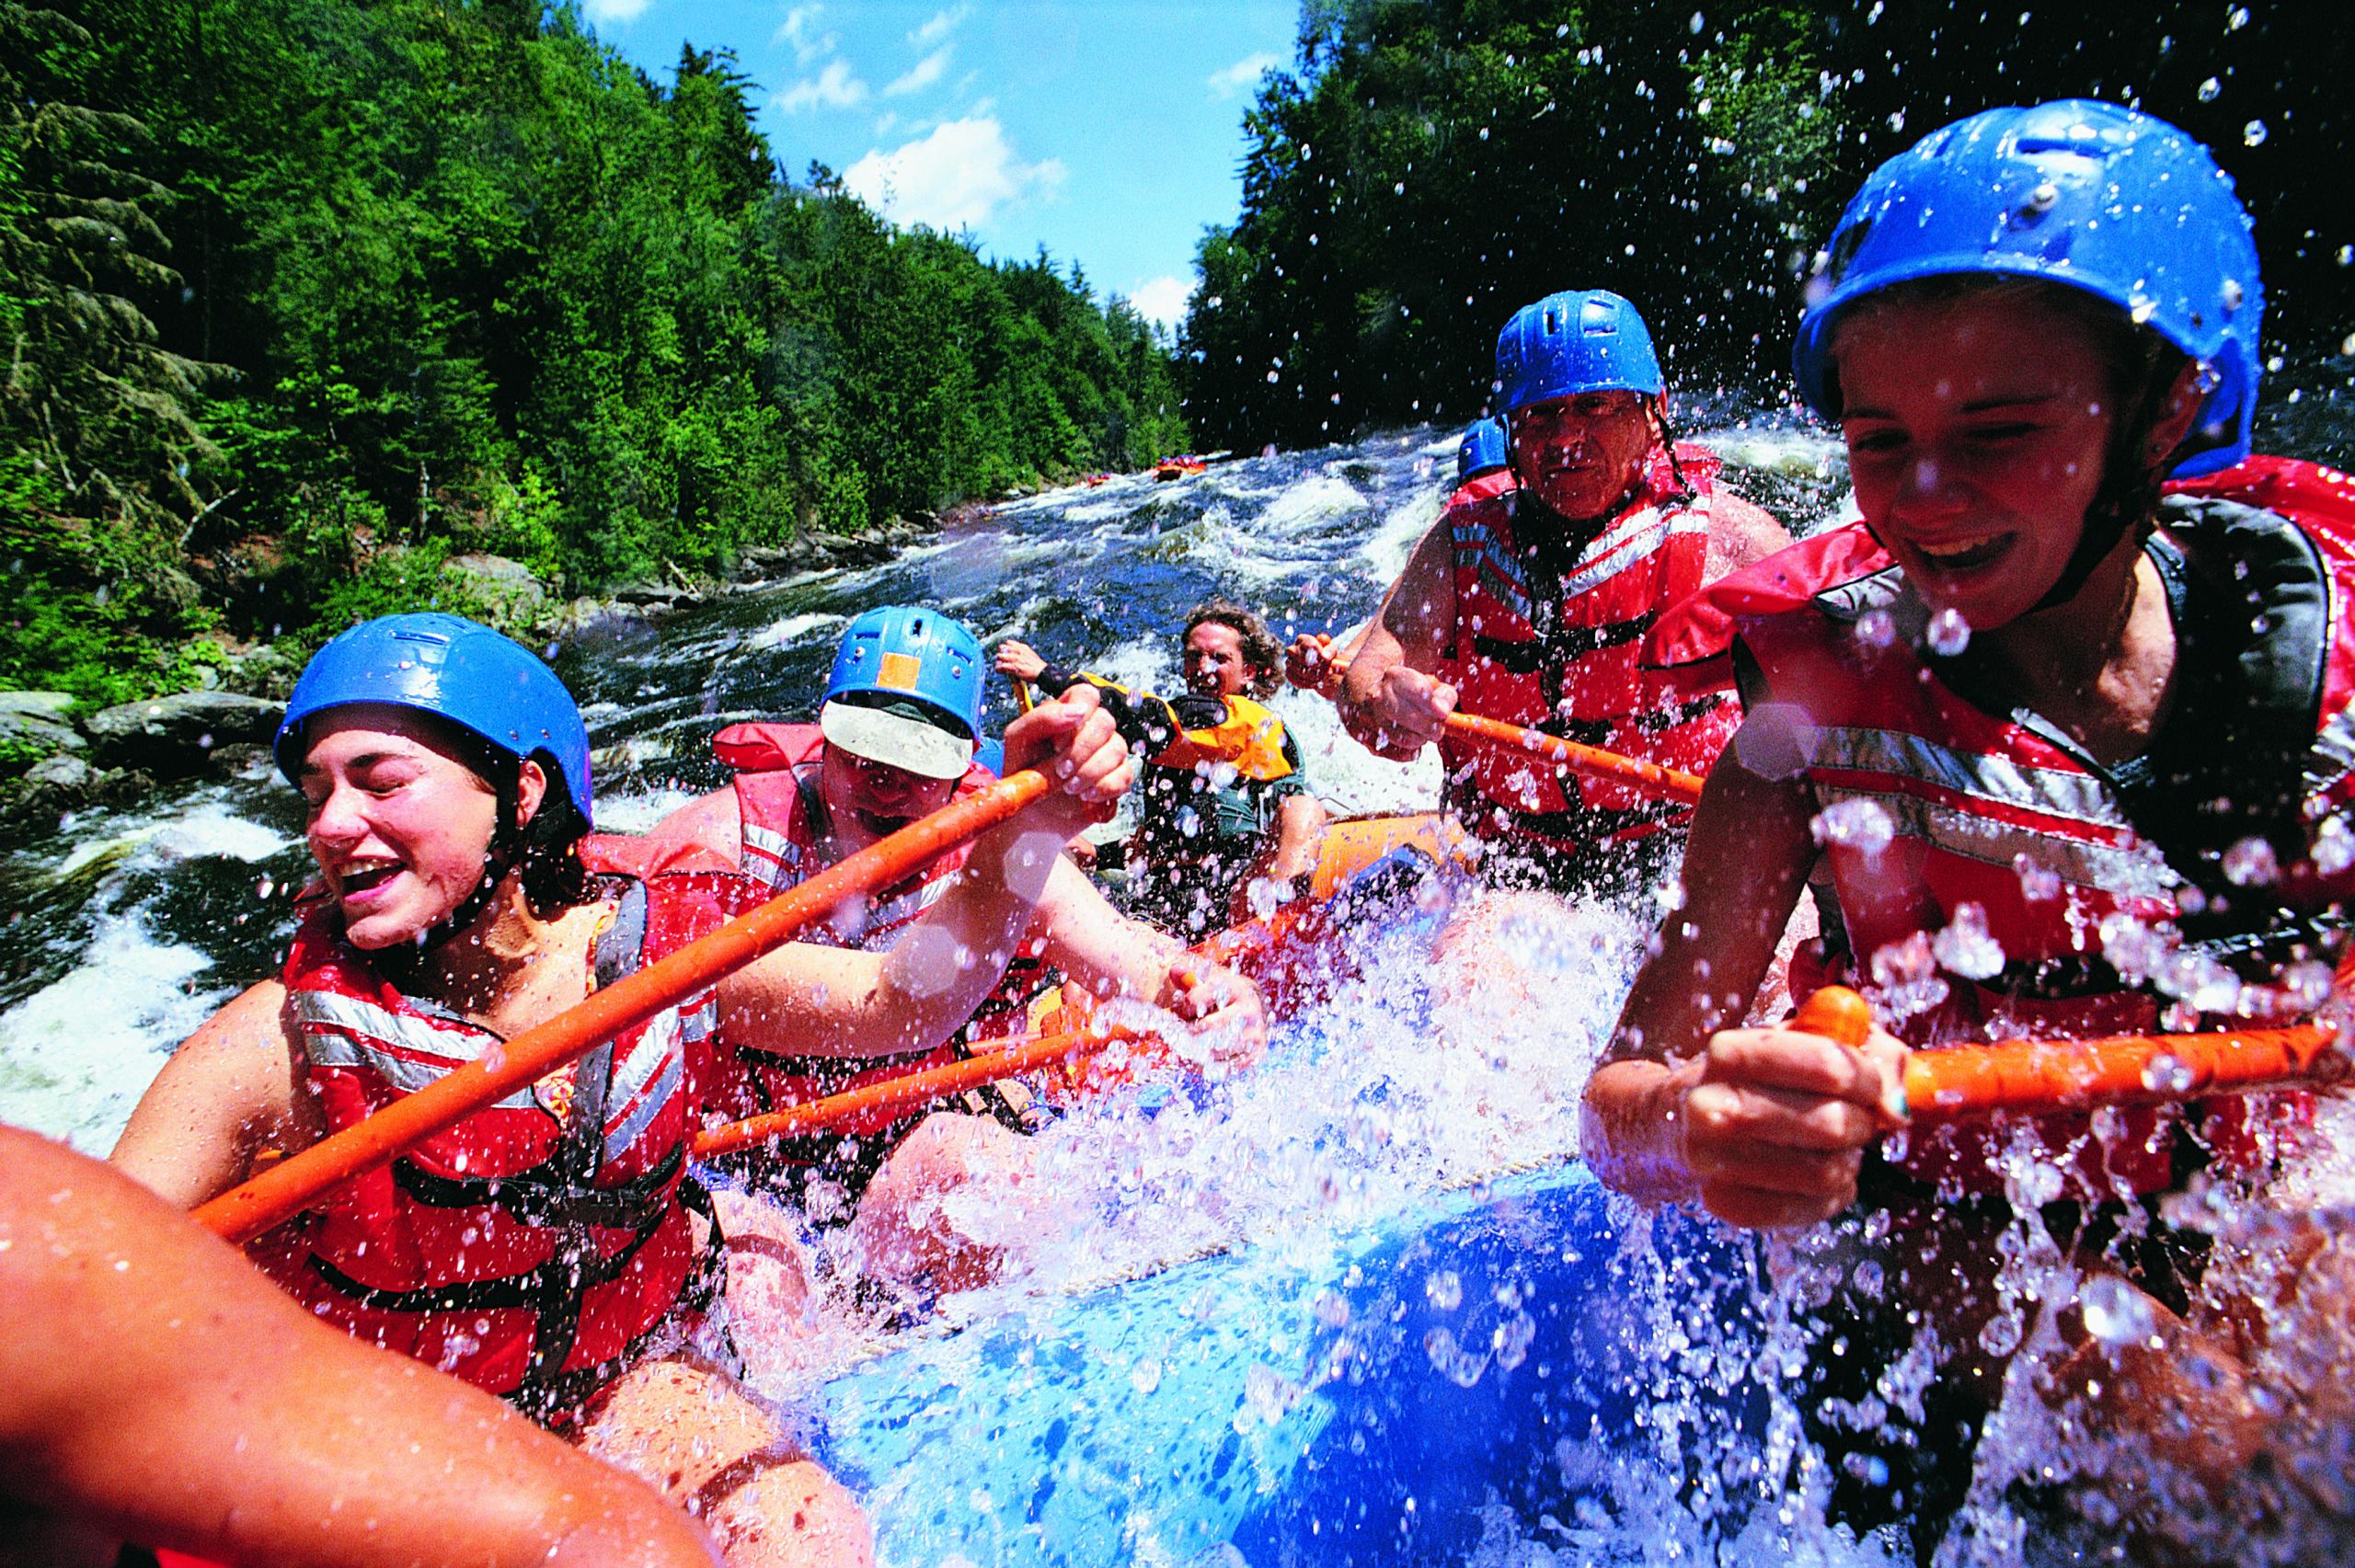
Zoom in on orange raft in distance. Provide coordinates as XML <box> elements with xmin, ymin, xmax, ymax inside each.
<box><xmin>1152</xmin><ymin>455</ymin><xmax>1210</xmax><ymax>482</ymax></box>
<box><xmin>1015</xmin><ymin>811</ymin><xmax>1469</xmax><ymax>1101</ymax></box>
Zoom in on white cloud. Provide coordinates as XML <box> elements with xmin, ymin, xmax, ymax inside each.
<box><xmin>844</xmin><ymin>117</ymin><xmax>1067</xmax><ymax>233</ymax></box>
<box><xmin>884</xmin><ymin>45</ymin><xmax>951</xmax><ymax>97</ymax></box>
<box><xmin>583</xmin><ymin>0</ymin><xmax>652</xmax><ymax>22</ymax></box>
<box><xmin>776</xmin><ymin>5</ymin><xmax>835</xmax><ymax>63</ymax></box>
<box><xmin>873</xmin><ymin>110</ymin><xmax>900</xmax><ymax>136</ymax></box>
<box><xmin>911</xmin><ymin>5</ymin><xmax>969</xmax><ymax>46</ymax></box>
<box><xmin>1127</xmin><ymin>276</ymin><xmax>1195</xmax><ymax>336</ymax></box>
<box><xmin>1207</xmin><ymin>52</ymin><xmax>1281</xmax><ymax>98</ymax></box>
<box><xmin>775</xmin><ymin>59</ymin><xmax>868</xmax><ymax>113</ymax></box>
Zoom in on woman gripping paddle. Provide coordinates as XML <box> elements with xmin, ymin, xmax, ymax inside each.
<box><xmin>107</xmin><ymin>612</ymin><xmax>1132</xmax><ymax>1567</ymax></box>
<box><xmin>1584</xmin><ymin>101</ymin><xmax>2355</xmax><ymax>1555</ymax></box>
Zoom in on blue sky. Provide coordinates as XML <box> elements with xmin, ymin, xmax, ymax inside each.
<box><xmin>580</xmin><ymin>1</ymin><xmax>1301</xmax><ymax>335</ymax></box>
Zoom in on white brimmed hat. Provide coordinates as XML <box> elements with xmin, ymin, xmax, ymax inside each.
<box><xmin>819</xmin><ymin>697</ymin><xmax>976</xmax><ymax>781</ymax></box>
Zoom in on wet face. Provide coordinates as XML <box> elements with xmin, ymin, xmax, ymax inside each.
<box><xmin>819</xmin><ymin>743</ymin><xmax>959</xmax><ymax>848</ymax></box>
<box><xmin>1832</xmin><ymin>291</ymin><xmax>2117</xmax><ymax>631</ymax></box>
<box><xmin>1506</xmin><ymin>390</ymin><xmax>1657</xmax><ymax>521</ymax></box>
<box><xmin>300</xmin><ymin>706</ymin><xmax>536</xmax><ymax>950</ymax></box>
<box><xmin>1183</xmin><ymin>621</ymin><xmax>1254</xmax><ymax>697</ymax></box>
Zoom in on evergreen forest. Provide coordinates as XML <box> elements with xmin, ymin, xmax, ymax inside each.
<box><xmin>1180</xmin><ymin>0</ymin><xmax>2354</xmax><ymax>452</ymax></box>
<box><xmin>2</xmin><ymin>0</ymin><xmax>1186</xmax><ymax>705</ymax></box>
<box><xmin>6</xmin><ymin>0</ymin><xmax>2350</xmax><ymax>709</ymax></box>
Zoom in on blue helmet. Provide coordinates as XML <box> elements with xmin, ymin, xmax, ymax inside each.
<box><xmin>1456</xmin><ymin>417</ymin><xmax>1508</xmax><ymax>481</ymax></box>
<box><xmin>275</xmin><ymin>613</ymin><xmax>593</xmax><ymax>827</ymax></box>
<box><xmin>1493</xmin><ymin>290</ymin><xmax>1665</xmax><ymax>414</ymax></box>
<box><xmin>1793</xmin><ymin>99</ymin><xmax>2263</xmax><ymax>475</ymax></box>
<box><xmin>825</xmin><ymin>606</ymin><xmax>985</xmax><ymax>739</ymax></box>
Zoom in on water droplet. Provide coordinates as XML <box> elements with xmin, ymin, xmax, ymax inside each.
<box><xmin>1930</xmin><ymin>901</ymin><xmax>2005</xmax><ymax>980</ymax></box>
<box><xmin>2080</xmin><ymin>1275</ymin><xmax>2158</xmax><ymax>1345</ymax></box>
<box><xmin>2024</xmin><ymin>180</ymin><xmax>2060</xmax><ymax>213</ymax></box>
<box><xmin>1924</xmin><ymin>606</ymin><xmax>1971</xmax><ymax>657</ymax></box>
<box><xmin>2222</xmin><ymin>834</ymin><xmax>2279</xmax><ymax>887</ymax></box>
<box><xmin>1812</xmin><ymin>797</ymin><xmax>1896</xmax><ymax>858</ymax></box>
<box><xmin>2227</xmin><ymin>6</ymin><xmax>2249</xmax><ymax>29</ymax></box>
<box><xmin>2314</xmin><ymin>814</ymin><xmax>2355</xmax><ymax>874</ymax></box>
<box><xmin>1424</xmin><ymin>1269</ymin><xmax>1463</xmax><ymax>1311</ymax></box>
<box><xmin>2221</xmin><ymin>278</ymin><xmax>2246</xmax><ymax>311</ymax></box>
<box><xmin>2141</xmin><ymin>1052</ymin><xmax>2198</xmax><ymax>1095</ymax></box>
<box><xmin>2243</xmin><ymin>120</ymin><xmax>2268</xmax><ymax>148</ymax></box>
<box><xmin>2013</xmin><ymin>852</ymin><xmax>2062</xmax><ymax>901</ymax></box>
<box><xmin>2198</xmin><ymin>76</ymin><xmax>2222</xmax><ymax>102</ymax></box>
<box><xmin>1855</xmin><ymin>608</ymin><xmax>1898</xmax><ymax>649</ymax></box>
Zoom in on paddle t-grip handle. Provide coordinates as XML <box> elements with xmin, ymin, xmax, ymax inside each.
<box><xmin>1791</xmin><ymin>986</ymin><xmax>1874</xmax><ymax>1049</ymax></box>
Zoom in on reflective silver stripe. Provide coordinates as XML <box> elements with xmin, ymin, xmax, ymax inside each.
<box><xmin>858</xmin><ymin>876</ymin><xmax>954</xmax><ymax>945</ymax></box>
<box><xmin>1557</xmin><ymin>515</ymin><xmax>1706</xmax><ymax>601</ymax></box>
<box><xmin>1814</xmin><ymin>784</ymin><xmax>2176</xmax><ymax>898</ymax></box>
<box><xmin>739</xmin><ymin>822</ymin><xmax>803</xmax><ymax>889</ymax></box>
<box><xmin>1802</xmin><ymin>725</ymin><xmax>2134</xmax><ymax>830</ymax></box>
<box><xmin>603</xmin><ymin>1048</ymin><xmax>683</xmax><ymax>1162</ymax></box>
<box><xmin>293</xmin><ymin>990</ymin><xmax>540</xmax><ymax>1110</ymax></box>
<box><xmin>1571</xmin><ymin>503</ymin><xmax>1670</xmax><ymax>569</ymax></box>
<box><xmin>2307</xmin><ymin>700</ymin><xmax>2355</xmax><ymax>801</ymax></box>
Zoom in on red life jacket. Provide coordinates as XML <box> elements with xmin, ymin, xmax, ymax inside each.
<box><xmin>1441</xmin><ymin>442</ymin><xmax>1740</xmax><ymax>853</ymax></box>
<box><xmin>702</xmin><ymin>722</ymin><xmax>1048</xmax><ymax>1161</ymax></box>
<box><xmin>259</xmin><ymin>874</ymin><xmax>731</xmax><ymax>1420</ymax></box>
<box><xmin>1732</xmin><ymin>455</ymin><xmax>2355</xmax><ymax>1197</ymax></box>
<box><xmin>1446</xmin><ymin>468</ymin><xmax>1517</xmax><ymax>509</ymax></box>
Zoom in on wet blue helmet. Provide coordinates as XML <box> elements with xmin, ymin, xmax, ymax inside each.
<box><xmin>275</xmin><ymin>613</ymin><xmax>594</xmax><ymax>827</ymax></box>
<box><xmin>825</xmin><ymin>606</ymin><xmax>985</xmax><ymax>740</ymax></box>
<box><xmin>973</xmin><ymin>736</ymin><xmax>1007</xmax><ymax>779</ymax></box>
<box><xmin>1493</xmin><ymin>290</ymin><xmax>1665</xmax><ymax>414</ymax></box>
<box><xmin>1456</xmin><ymin>418</ymin><xmax>1508</xmax><ymax>481</ymax></box>
<box><xmin>1793</xmin><ymin>99</ymin><xmax>2263</xmax><ymax>475</ymax></box>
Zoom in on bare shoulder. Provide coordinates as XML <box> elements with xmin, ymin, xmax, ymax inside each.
<box><xmin>646</xmin><ymin>785</ymin><xmax>743</xmax><ymax>864</ymax></box>
<box><xmin>1704</xmin><ymin>487</ymin><xmax>1792</xmax><ymax>577</ymax></box>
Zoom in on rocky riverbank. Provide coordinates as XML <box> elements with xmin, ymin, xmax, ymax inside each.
<box><xmin>0</xmin><ymin>515</ymin><xmax>945</xmax><ymax>844</ymax></box>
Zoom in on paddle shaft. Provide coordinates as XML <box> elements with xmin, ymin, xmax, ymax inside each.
<box><xmin>194</xmin><ymin>770</ymin><xmax>1053</xmax><ymax>1244</ymax></box>
<box><xmin>691</xmin><ymin>1024</ymin><xmax>1143</xmax><ymax>1159</ymax></box>
<box><xmin>1289</xmin><ymin>634</ymin><xmax>1705</xmax><ymax>806</ymax></box>
<box><xmin>1791</xmin><ymin>985</ymin><xmax>2350</xmax><ymax>1125</ymax></box>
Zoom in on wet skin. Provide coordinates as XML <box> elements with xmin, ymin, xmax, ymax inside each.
<box><xmin>297</xmin><ymin>704</ymin><xmax>544</xmax><ymax>951</ymax></box>
<box><xmin>1506</xmin><ymin>389</ymin><xmax>1654</xmax><ymax>521</ymax></box>
<box><xmin>819</xmin><ymin>743</ymin><xmax>959</xmax><ymax>847</ymax></box>
<box><xmin>1833</xmin><ymin>292</ymin><xmax>2116</xmax><ymax>632</ymax></box>
<box><xmin>1182</xmin><ymin>621</ymin><xmax>1255</xmax><ymax>697</ymax></box>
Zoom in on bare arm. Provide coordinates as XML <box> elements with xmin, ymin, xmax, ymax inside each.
<box><xmin>1580</xmin><ymin>726</ymin><xmax>1901</xmax><ymax>1227</ymax></box>
<box><xmin>1228</xmin><ymin>792</ymin><xmax>1328</xmax><ymax>926</ymax></box>
<box><xmin>109</xmin><ymin>979</ymin><xmax>316</xmax><ymax>1208</ymax></box>
<box><xmin>1</xmin><ymin>1127</ymin><xmax>719</xmax><ymax>1568</ymax></box>
<box><xmin>1030</xmin><ymin>855</ymin><xmax>1269</xmax><ymax>1070</ymax></box>
<box><xmin>1338</xmin><ymin>514</ymin><xmax>1458</xmax><ymax>760</ymax></box>
<box><xmin>1702</xmin><ymin>489</ymin><xmax>1793</xmax><ymax>580</ymax></box>
<box><xmin>718</xmin><ymin>689</ymin><xmax>1133</xmax><ymax>1060</ymax></box>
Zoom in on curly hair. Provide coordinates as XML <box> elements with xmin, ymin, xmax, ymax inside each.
<box><xmin>1184</xmin><ymin>597</ymin><xmax>1286</xmax><ymax>700</ymax></box>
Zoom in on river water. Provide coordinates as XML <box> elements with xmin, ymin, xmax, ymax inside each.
<box><xmin>5</xmin><ymin>409</ymin><xmax>2351</xmax><ymax>1563</ymax></box>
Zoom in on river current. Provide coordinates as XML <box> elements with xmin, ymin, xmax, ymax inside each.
<box><xmin>6</xmin><ymin>410</ymin><xmax>2351</xmax><ymax>1564</ymax></box>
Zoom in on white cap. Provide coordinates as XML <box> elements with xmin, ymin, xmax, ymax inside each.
<box><xmin>819</xmin><ymin>699</ymin><xmax>976</xmax><ymax>781</ymax></box>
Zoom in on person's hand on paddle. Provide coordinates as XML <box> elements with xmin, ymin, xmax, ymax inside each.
<box><xmin>1287</xmin><ymin>632</ymin><xmax>1342</xmax><ymax>693</ymax></box>
<box><xmin>1360</xmin><ymin>664</ymin><xmax>1459</xmax><ymax>759</ymax></box>
<box><xmin>1001</xmin><ymin>682</ymin><xmax>1131</xmax><ymax>841</ymax></box>
<box><xmin>1668</xmin><ymin>1017</ymin><xmax>1911</xmax><ymax>1230</ymax></box>
<box><xmin>994</xmin><ymin>639</ymin><xmax>1049</xmax><ymax>684</ymax></box>
<box><xmin>1155</xmin><ymin>953</ymin><xmax>1269</xmax><ymax>1077</ymax></box>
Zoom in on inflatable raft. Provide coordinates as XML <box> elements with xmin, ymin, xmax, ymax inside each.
<box><xmin>811</xmin><ymin>1164</ymin><xmax>1772</xmax><ymax>1565</ymax></box>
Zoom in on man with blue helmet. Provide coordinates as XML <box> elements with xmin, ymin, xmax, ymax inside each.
<box><xmin>1452</xmin><ymin>415</ymin><xmax>1514</xmax><ymax>505</ymax></box>
<box><xmin>641</xmin><ymin>606</ymin><xmax>1268</xmax><ymax>1259</ymax></box>
<box><xmin>1589</xmin><ymin>101</ymin><xmax>2355</xmax><ymax>1553</ymax></box>
<box><xmin>1337</xmin><ymin>288</ymin><xmax>1788</xmax><ymax>898</ymax></box>
<box><xmin>109</xmin><ymin>610</ymin><xmax>1140</xmax><ymax>1564</ymax></box>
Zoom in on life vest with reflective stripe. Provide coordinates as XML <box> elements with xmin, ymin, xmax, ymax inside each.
<box><xmin>706</xmin><ymin>722</ymin><xmax>1048</xmax><ymax>1161</ymax></box>
<box><xmin>1736</xmin><ymin>455</ymin><xmax>2355</xmax><ymax>1197</ymax></box>
<box><xmin>1441</xmin><ymin>443</ymin><xmax>1740</xmax><ymax>852</ymax></box>
<box><xmin>261</xmin><ymin>875</ymin><xmax>727</xmax><ymax>1419</ymax></box>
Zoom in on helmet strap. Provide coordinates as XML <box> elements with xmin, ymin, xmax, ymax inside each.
<box><xmin>405</xmin><ymin>767</ymin><xmax>527</xmax><ymax>956</ymax></box>
<box><xmin>2028</xmin><ymin>345</ymin><xmax>2178</xmax><ymax>614</ymax></box>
